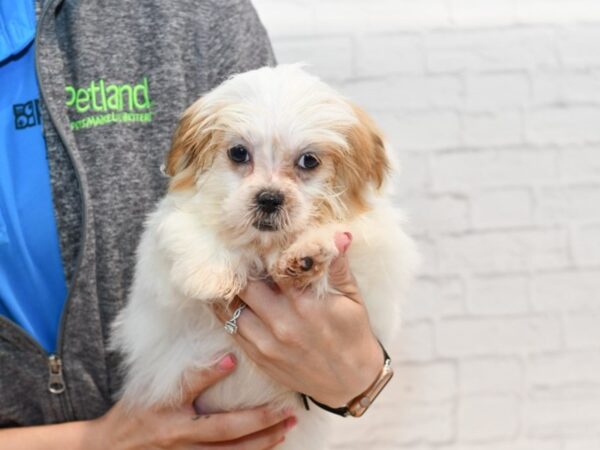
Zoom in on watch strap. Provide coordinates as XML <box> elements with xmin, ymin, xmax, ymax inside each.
<box><xmin>301</xmin><ymin>341</ymin><xmax>392</xmax><ymax>418</ymax></box>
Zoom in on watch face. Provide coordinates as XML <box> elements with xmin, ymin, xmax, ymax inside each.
<box><xmin>349</xmin><ymin>366</ymin><xmax>394</xmax><ymax>417</ymax></box>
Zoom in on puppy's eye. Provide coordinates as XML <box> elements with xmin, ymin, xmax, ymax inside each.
<box><xmin>228</xmin><ymin>145</ymin><xmax>251</xmax><ymax>164</ymax></box>
<box><xmin>297</xmin><ymin>153</ymin><xmax>320</xmax><ymax>170</ymax></box>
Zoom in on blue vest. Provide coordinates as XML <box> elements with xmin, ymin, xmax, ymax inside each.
<box><xmin>0</xmin><ymin>0</ymin><xmax>67</xmax><ymax>353</ymax></box>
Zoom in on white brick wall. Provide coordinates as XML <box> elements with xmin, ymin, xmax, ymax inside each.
<box><xmin>251</xmin><ymin>1</ymin><xmax>600</xmax><ymax>448</ymax></box>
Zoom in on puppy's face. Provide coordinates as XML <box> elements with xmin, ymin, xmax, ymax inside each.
<box><xmin>165</xmin><ymin>65</ymin><xmax>389</xmax><ymax>248</ymax></box>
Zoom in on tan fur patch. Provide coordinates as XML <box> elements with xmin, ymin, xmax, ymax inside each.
<box><xmin>312</xmin><ymin>194</ymin><xmax>338</xmax><ymax>223</ymax></box>
<box><xmin>333</xmin><ymin>102</ymin><xmax>390</xmax><ymax>214</ymax></box>
<box><xmin>165</xmin><ymin>99</ymin><xmax>221</xmax><ymax>191</ymax></box>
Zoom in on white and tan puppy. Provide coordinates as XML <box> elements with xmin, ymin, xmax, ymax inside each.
<box><xmin>111</xmin><ymin>64</ymin><xmax>418</xmax><ymax>449</ymax></box>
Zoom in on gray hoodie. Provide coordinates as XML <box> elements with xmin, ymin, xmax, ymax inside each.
<box><xmin>0</xmin><ymin>0</ymin><xmax>274</xmax><ymax>427</ymax></box>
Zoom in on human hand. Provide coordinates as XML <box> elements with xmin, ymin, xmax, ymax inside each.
<box><xmin>93</xmin><ymin>354</ymin><xmax>296</xmax><ymax>450</ymax></box>
<box><xmin>214</xmin><ymin>233</ymin><xmax>383</xmax><ymax>408</ymax></box>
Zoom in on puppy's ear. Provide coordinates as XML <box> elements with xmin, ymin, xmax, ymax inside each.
<box><xmin>337</xmin><ymin>102</ymin><xmax>390</xmax><ymax>212</ymax></box>
<box><xmin>165</xmin><ymin>98</ymin><xmax>218</xmax><ymax>191</ymax></box>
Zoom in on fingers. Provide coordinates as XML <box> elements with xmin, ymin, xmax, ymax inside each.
<box><xmin>182</xmin><ymin>354</ymin><xmax>237</xmax><ymax>404</ymax></box>
<box><xmin>203</xmin><ymin>416</ymin><xmax>296</xmax><ymax>450</ymax></box>
<box><xmin>334</xmin><ymin>231</ymin><xmax>353</xmax><ymax>255</ymax></box>
<box><xmin>238</xmin><ymin>280</ymin><xmax>288</xmax><ymax>324</ymax></box>
<box><xmin>213</xmin><ymin>303</ymin><xmax>283</xmax><ymax>366</ymax></box>
<box><xmin>234</xmin><ymin>307</ymin><xmax>273</xmax><ymax>346</ymax></box>
<box><xmin>213</xmin><ymin>291</ymin><xmax>291</xmax><ymax>347</ymax></box>
<box><xmin>328</xmin><ymin>232</ymin><xmax>361</xmax><ymax>303</ymax></box>
<box><xmin>182</xmin><ymin>404</ymin><xmax>295</xmax><ymax>443</ymax></box>
<box><xmin>212</xmin><ymin>296</ymin><xmax>245</xmax><ymax>325</ymax></box>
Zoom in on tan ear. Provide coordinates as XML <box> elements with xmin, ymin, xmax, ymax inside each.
<box><xmin>165</xmin><ymin>98</ymin><xmax>218</xmax><ymax>191</ymax></box>
<box><xmin>336</xmin><ymin>102</ymin><xmax>390</xmax><ymax>213</ymax></box>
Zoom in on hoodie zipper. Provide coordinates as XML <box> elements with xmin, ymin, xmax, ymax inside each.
<box><xmin>0</xmin><ymin>317</ymin><xmax>67</xmax><ymax>397</ymax></box>
<box><xmin>48</xmin><ymin>354</ymin><xmax>66</xmax><ymax>394</ymax></box>
<box><xmin>11</xmin><ymin>0</ymin><xmax>90</xmax><ymax>421</ymax></box>
<box><xmin>35</xmin><ymin>0</ymin><xmax>89</xmax><ymax>364</ymax></box>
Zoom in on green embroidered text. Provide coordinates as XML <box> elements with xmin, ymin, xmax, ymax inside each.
<box><xmin>65</xmin><ymin>77</ymin><xmax>153</xmax><ymax>130</ymax></box>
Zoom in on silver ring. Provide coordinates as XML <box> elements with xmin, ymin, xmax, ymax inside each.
<box><xmin>224</xmin><ymin>303</ymin><xmax>246</xmax><ymax>335</ymax></box>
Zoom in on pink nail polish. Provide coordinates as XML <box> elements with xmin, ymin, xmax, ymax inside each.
<box><xmin>342</xmin><ymin>232</ymin><xmax>353</xmax><ymax>253</ymax></box>
<box><xmin>334</xmin><ymin>231</ymin><xmax>352</xmax><ymax>254</ymax></box>
<box><xmin>218</xmin><ymin>354</ymin><xmax>236</xmax><ymax>371</ymax></box>
<box><xmin>285</xmin><ymin>416</ymin><xmax>298</xmax><ymax>429</ymax></box>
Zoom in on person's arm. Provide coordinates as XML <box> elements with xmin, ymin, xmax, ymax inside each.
<box><xmin>213</xmin><ymin>233</ymin><xmax>384</xmax><ymax>409</ymax></box>
<box><xmin>0</xmin><ymin>354</ymin><xmax>296</xmax><ymax>450</ymax></box>
<box><xmin>0</xmin><ymin>420</ymin><xmax>100</xmax><ymax>450</ymax></box>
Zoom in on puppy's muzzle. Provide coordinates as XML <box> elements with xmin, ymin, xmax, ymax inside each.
<box><xmin>255</xmin><ymin>189</ymin><xmax>284</xmax><ymax>214</ymax></box>
<box><xmin>253</xmin><ymin>189</ymin><xmax>285</xmax><ymax>231</ymax></box>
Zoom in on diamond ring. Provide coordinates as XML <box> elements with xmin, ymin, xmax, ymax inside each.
<box><xmin>224</xmin><ymin>303</ymin><xmax>246</xmax><ymax>335</ymax></box>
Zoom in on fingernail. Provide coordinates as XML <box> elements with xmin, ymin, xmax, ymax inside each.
<box><xmin>335</xmin><ymin>231</ymin><xmax>352</xmax><ymax>254</ymax></box>
<box><xmin>342</xmin><ymin>232</ymin><xmax>353</xmax><ymax>253</ymax></box>
<box><xmin>285</xmin><ymin>416</ymin><xmax>297</xmax><ymax>429</ymax></box>
<box><xmin>217</xmin><ymin>354</ymin><xmax>236</xmax><ymax>371</ymax></box>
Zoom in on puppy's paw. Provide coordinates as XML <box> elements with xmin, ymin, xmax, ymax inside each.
<box><xmin>273</xmin><ymin>233</ymin><xmax>339</xmax><ymax>292</ymax></box>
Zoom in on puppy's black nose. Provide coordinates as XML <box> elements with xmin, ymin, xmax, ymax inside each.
<box><xmin>256</xmin><ymin>190</ymin><xmax>284</xmax><ymax>214</ymax></box>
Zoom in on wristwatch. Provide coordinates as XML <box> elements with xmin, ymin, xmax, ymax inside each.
<box><xmin>302</xmin><ymin>341</ymin><xmax>394</xmax><ymax>417</ymax></box>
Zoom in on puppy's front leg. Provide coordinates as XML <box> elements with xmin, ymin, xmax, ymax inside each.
<box><xmin>169</xmin><ymin>253</ymin><xmax>247</xmax><ymax>304</ymax></box>
<box><xmin>272</xmin><ymin>225</ymin><xmax>348</xmax><ymax>298</ymax></box>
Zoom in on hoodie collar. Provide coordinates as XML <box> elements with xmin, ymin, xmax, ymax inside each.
<box><xmin>0</xmin><ymin>0</ymin><xmax>36</xmax><ymax>62</ymax></box>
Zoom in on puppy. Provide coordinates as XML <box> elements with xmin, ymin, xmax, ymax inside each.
<box><xmin>111</xmin><ymin>64</ymin><xmax>418</xmax><ymax>449</ymax></box>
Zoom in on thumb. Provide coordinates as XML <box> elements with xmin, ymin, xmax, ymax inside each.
<box><xmin>182</xmin><ymin>353</ymin><xmax>236</xmax><ymax>405</ymax></box>
<box><xmin>329</xmin><ymin>232</ymin><xmax>361</xmax><ymax>303</ymax></box>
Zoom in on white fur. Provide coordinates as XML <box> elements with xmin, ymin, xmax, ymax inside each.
<box><xmin>110</xmin><ymin>65</ymin><xmax>418</xmax><ymax>450</ymax></box>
